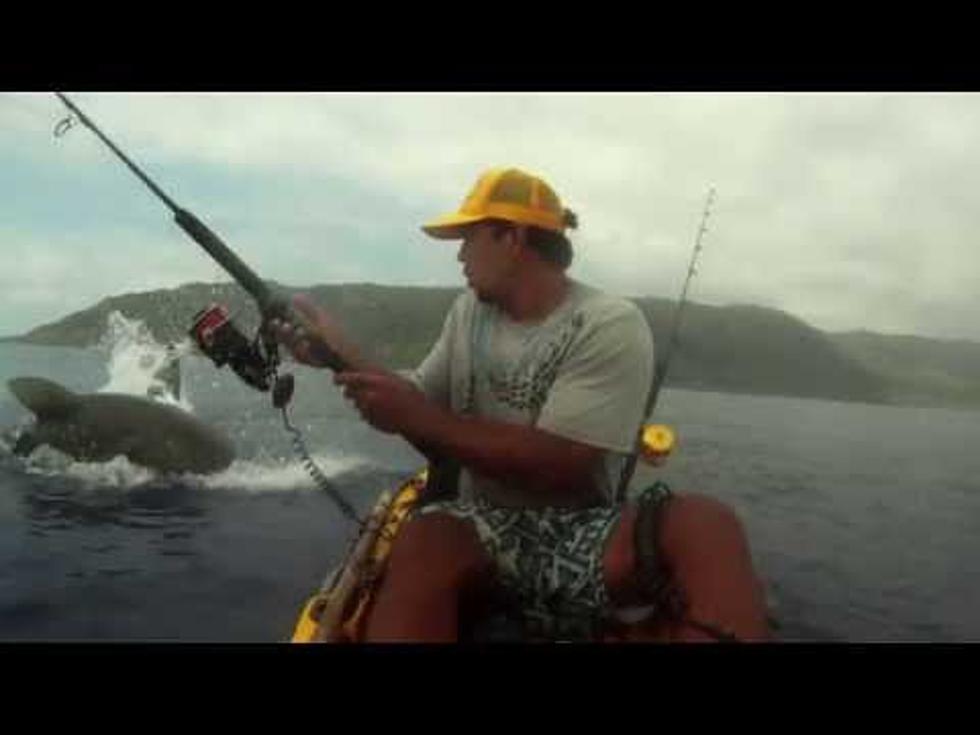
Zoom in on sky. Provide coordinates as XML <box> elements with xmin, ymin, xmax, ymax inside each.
<box><xmin>1</xmin><ymin>91</ymin><xmax>978</xmax><ymax>342</ymax></box>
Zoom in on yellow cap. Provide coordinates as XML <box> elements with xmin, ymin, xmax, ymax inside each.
<box><xmin>422</xmin><ymin>167</ymin><xmax>566</xmax><ymax>240</ymax></box>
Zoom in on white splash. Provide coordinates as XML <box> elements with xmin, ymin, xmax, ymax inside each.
<box><xmin>20</xmin><ymin>444</ymin><xmax>368</xmax><ymax>494</ymax></box>
<box><xmin>198</xmin><ymin>453</ymin><xmax>367</xmax><ymax>493</ymax></box>
<box><xmin>15</xmin><ymin>311</ymin><xmax>375</xmax><ymax>494</ymax></box>
<box><xmin>23</xmin><ymin>447</ymin><xmax>156</xmax><ymax>488</ymax></box>
<box><xmin>96</xmin><ymin>311</ymin><xmax>195</xmax><ymax>412</ymax></box>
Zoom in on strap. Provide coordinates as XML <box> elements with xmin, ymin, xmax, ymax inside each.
<box><xmin>421</xmin><ymin>458</ymin><xmax>461</xmax><ymax>505</ymax></box>
<box><xmin>633</xmin><ymin>482</ymin><xmax>683</xmax><ymax>615</ymax></box>
<box><xmin>632</xmin><ymin>483</ymin><xmax>742</xmax><ymax>643</ymax></box>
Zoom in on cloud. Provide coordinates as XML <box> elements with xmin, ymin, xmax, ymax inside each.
<box><xmin>0</xmin><ymin>225</ymin><xmax>219</xmax><ymax>334</ymax></box>
<box><xmin>2</xmin><ymin>92</ymin><xmax>979</xmax><ymax>341</ymax></box>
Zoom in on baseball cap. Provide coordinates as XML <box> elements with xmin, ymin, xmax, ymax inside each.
<box><xmin>421</xmin><ymin>167</ymin><xmax>567</xmax><ymax>240</ymax></box>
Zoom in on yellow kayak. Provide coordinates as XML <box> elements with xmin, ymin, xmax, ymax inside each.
<box><xmin>291</xmin><ymin>470</ymin><xmax>426</xmax><ymax>643</ymax></box>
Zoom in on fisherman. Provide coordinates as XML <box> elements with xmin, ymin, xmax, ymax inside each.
<box><xmin>271</xmin><ymin>167</ymin><xmax>768</xmax><ymax>641</ymax></box>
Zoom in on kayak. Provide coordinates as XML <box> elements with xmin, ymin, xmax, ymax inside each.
<box><xmin>292</xmin><ymin>470</ymin><xmax>425</xmax><ymax>643</ymax></box>
<box><xmin>289</xmin><ymin>424</ymin><xmax>766</xmax><ymax>643</ymax></box>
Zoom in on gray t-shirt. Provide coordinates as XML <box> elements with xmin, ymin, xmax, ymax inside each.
<box><xmin>411</xmin><ymin>280</ymin><xmax>654</xmax><ymax>506</ymax></box>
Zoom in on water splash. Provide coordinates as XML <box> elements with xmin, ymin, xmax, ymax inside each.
<box><xmin>198</xmin><ymin>453</ymin><xmax>367</xmax><ymax>493</ymax></box>
<box><xmin>25</xmin><ymin>451</ymin><xmax>158</xmax><ymax>488</ymax></box>
<box><xmin>20</xmin><ymin>446</ymin><xmax>366</xmax><ymax>494</ymax></box>
<box><xmin>12</xmin><ymin>311</ymin><xmax>374</xmax><ymax>495</ymax></box>
<box><xmin>95</xmin><ymin>311</ymin><xmax>194</xmax><ymax>412</ymax></box>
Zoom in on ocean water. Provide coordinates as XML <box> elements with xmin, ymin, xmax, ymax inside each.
<box><xmin>1</xmin><ymin>315</ymin><xmax>978</xmax><ymax>642</ymax></box>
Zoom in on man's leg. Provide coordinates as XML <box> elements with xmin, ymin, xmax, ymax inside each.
<box><xmin>363</xmin><ymin>512</ymin><xmax>494</xmax><ymax>642</ymax></box>
<box><xmin>604</xmin><ymin>494</ymin><xmax>770</xmax><ymax>641</ymax></box>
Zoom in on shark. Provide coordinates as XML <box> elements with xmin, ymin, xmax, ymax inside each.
<box><xmin>6</xmin><ymin>376</ymin><xmax>235</xmax><ymax>475</ymax></box>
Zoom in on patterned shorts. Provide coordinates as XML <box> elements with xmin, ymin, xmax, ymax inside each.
<box><xmin>415</xmin><ymin>498</ymin><xmax>623</xmax><ymax>640</ymax></box>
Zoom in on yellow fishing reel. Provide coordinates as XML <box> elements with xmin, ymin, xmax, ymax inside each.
<box><xmin>639</xmin><ymin>423</ymin><xmax>676</xmax><ymax>466</ymax></box>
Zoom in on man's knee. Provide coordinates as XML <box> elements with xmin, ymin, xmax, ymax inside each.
<box><xmin>659</xmin><ymin>493</ymin><xmax>769</xmax><ymax>639</ymax></box>
<box><xmin>366</xmin><ymin>513</ymin><xmax>490</xmax><ymax>642</ymax></box>
<box><xmin>660</xmin><ymin>493</ymin><xmax>751</xmax><ymax>559</ymax></box>
<box><xmin>386</xmin><ymin>512</ymin><xmax>491</xmax><ymax>589</ymax></box>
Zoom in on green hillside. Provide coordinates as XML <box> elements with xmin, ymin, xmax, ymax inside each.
<box><xmin>10</xmin><ymin>281</ymin><xmax>979</xmax><ymax>409</ymax></box>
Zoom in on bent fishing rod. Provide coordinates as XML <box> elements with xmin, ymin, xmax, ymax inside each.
<box><xmin>52</xmin><ymin>92</ymin><xmax>362</xmax><ymax>524</ymax></box>
<box><xmin>53</xmin><ymin>93</ymin><xmax>346</xmax><ymax>373</ymax></box>
<box><xmin>615</xmin><ymin>187</ymin><xmax>716</xmax><ymax>502</ymax></box>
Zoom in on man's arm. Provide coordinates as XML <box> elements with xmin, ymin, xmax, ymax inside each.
<box><xmin>334</xmin><ymin>372</ymin><xmax>604</xmax><ymax>505</ymax></box>
<box><xmin>410</xmin><ymin>407</ymin><xmax>604</xmax><ymax>506</ymax></box>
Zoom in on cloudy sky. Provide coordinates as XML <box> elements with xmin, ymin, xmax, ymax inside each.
<box><xmin>1</xmin><ymin>92</ymin><xmax>977</xmax><ymax>341</ymax></box>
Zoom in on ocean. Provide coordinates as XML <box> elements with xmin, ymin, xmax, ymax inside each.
<box><xmin>1</xmin><ymin>314</ymin><xmax>978</xmax><ymax>642</ymax></box>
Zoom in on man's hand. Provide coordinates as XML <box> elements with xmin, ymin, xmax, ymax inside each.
<box><xmin>267</xmin><ymin>294</ymin><xmax>358</xmax><ymax>369</ymax></box>
<box><xmin>334</xmin><ymin>371</ymin><xmax>433</xmax><ymax>435</ymax></box>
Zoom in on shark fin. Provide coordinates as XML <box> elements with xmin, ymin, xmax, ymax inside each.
<box><xmin>7</xmin><ymin>377</ymin><xmax>83</xmax><ymax>420</ymax></box>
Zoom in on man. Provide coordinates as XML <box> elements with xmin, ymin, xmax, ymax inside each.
<box><xmin>272</xmin><ymin>167</ymin><xmax>768</xmax><ymax>641</ymax></box>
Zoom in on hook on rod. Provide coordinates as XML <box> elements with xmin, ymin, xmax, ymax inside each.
<box><xmin>53</xmin><ymin>115</ymin><xmax>76</xmax><ymax>138</ymax></box>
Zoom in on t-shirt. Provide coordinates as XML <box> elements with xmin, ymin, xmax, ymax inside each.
<box><xmin>410</xmin><ymin>279</ymin><xmax>655</xmax><ymax>506</ymax></box>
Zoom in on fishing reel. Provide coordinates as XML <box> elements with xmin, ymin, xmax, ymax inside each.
<box><xmin>189</xmin><ymin>303</ymin><xmax>294</xmax><ymax>408</ymax></box>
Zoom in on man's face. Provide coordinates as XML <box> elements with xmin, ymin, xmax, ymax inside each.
<box><xmin>457</xmin><ymin>222</ymin><xmax>519</xmax><ymax>302</ymax></box>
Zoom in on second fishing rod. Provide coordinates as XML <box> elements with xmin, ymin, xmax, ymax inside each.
<box><xmin>614</xmin><ymin>187</ymin><xmax>716</xmax><ymax>502</ymax></box>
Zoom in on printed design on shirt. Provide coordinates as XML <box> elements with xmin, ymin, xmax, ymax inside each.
<box><xmin>477</xmin><ymin>312</ymin><xmax>585</xmax><ymax>417</ymax></box>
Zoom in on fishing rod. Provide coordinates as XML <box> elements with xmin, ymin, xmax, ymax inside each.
<box><xmin>52</xmin><ymin>93</ymin><xmax>346</xmax><ymax>373</ymax></box>
<box><xmin>614</xmin><ymin>187</ymin><xmax>716</xmax><ymax>502</ymax></box>
<box><xmin>52</xmin><ymin>92</ymin><xmax>362</xmax><ymax>525</ymax></box>
<box><xmin>650</xmin><ymin>187</ymin><xmax>715</xmax><ymax>414</ymax></box>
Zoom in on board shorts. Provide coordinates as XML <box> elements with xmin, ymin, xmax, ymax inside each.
<box><xmin>416</xmin><ymin>482</ymin><xmax>673</xmax><ymax>640</ymax></box>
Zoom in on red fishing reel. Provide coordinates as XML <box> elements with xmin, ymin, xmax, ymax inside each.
<box><xmin>189</xmin><ymin>303</ymin><xmax>295</xmax><ymax>408</ymax></box>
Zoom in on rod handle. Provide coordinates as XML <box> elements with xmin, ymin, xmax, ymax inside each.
<box><xmin>262</xmin><ymin>295</ymin><xmax>349</xmax><ymax>373</ymax></box>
